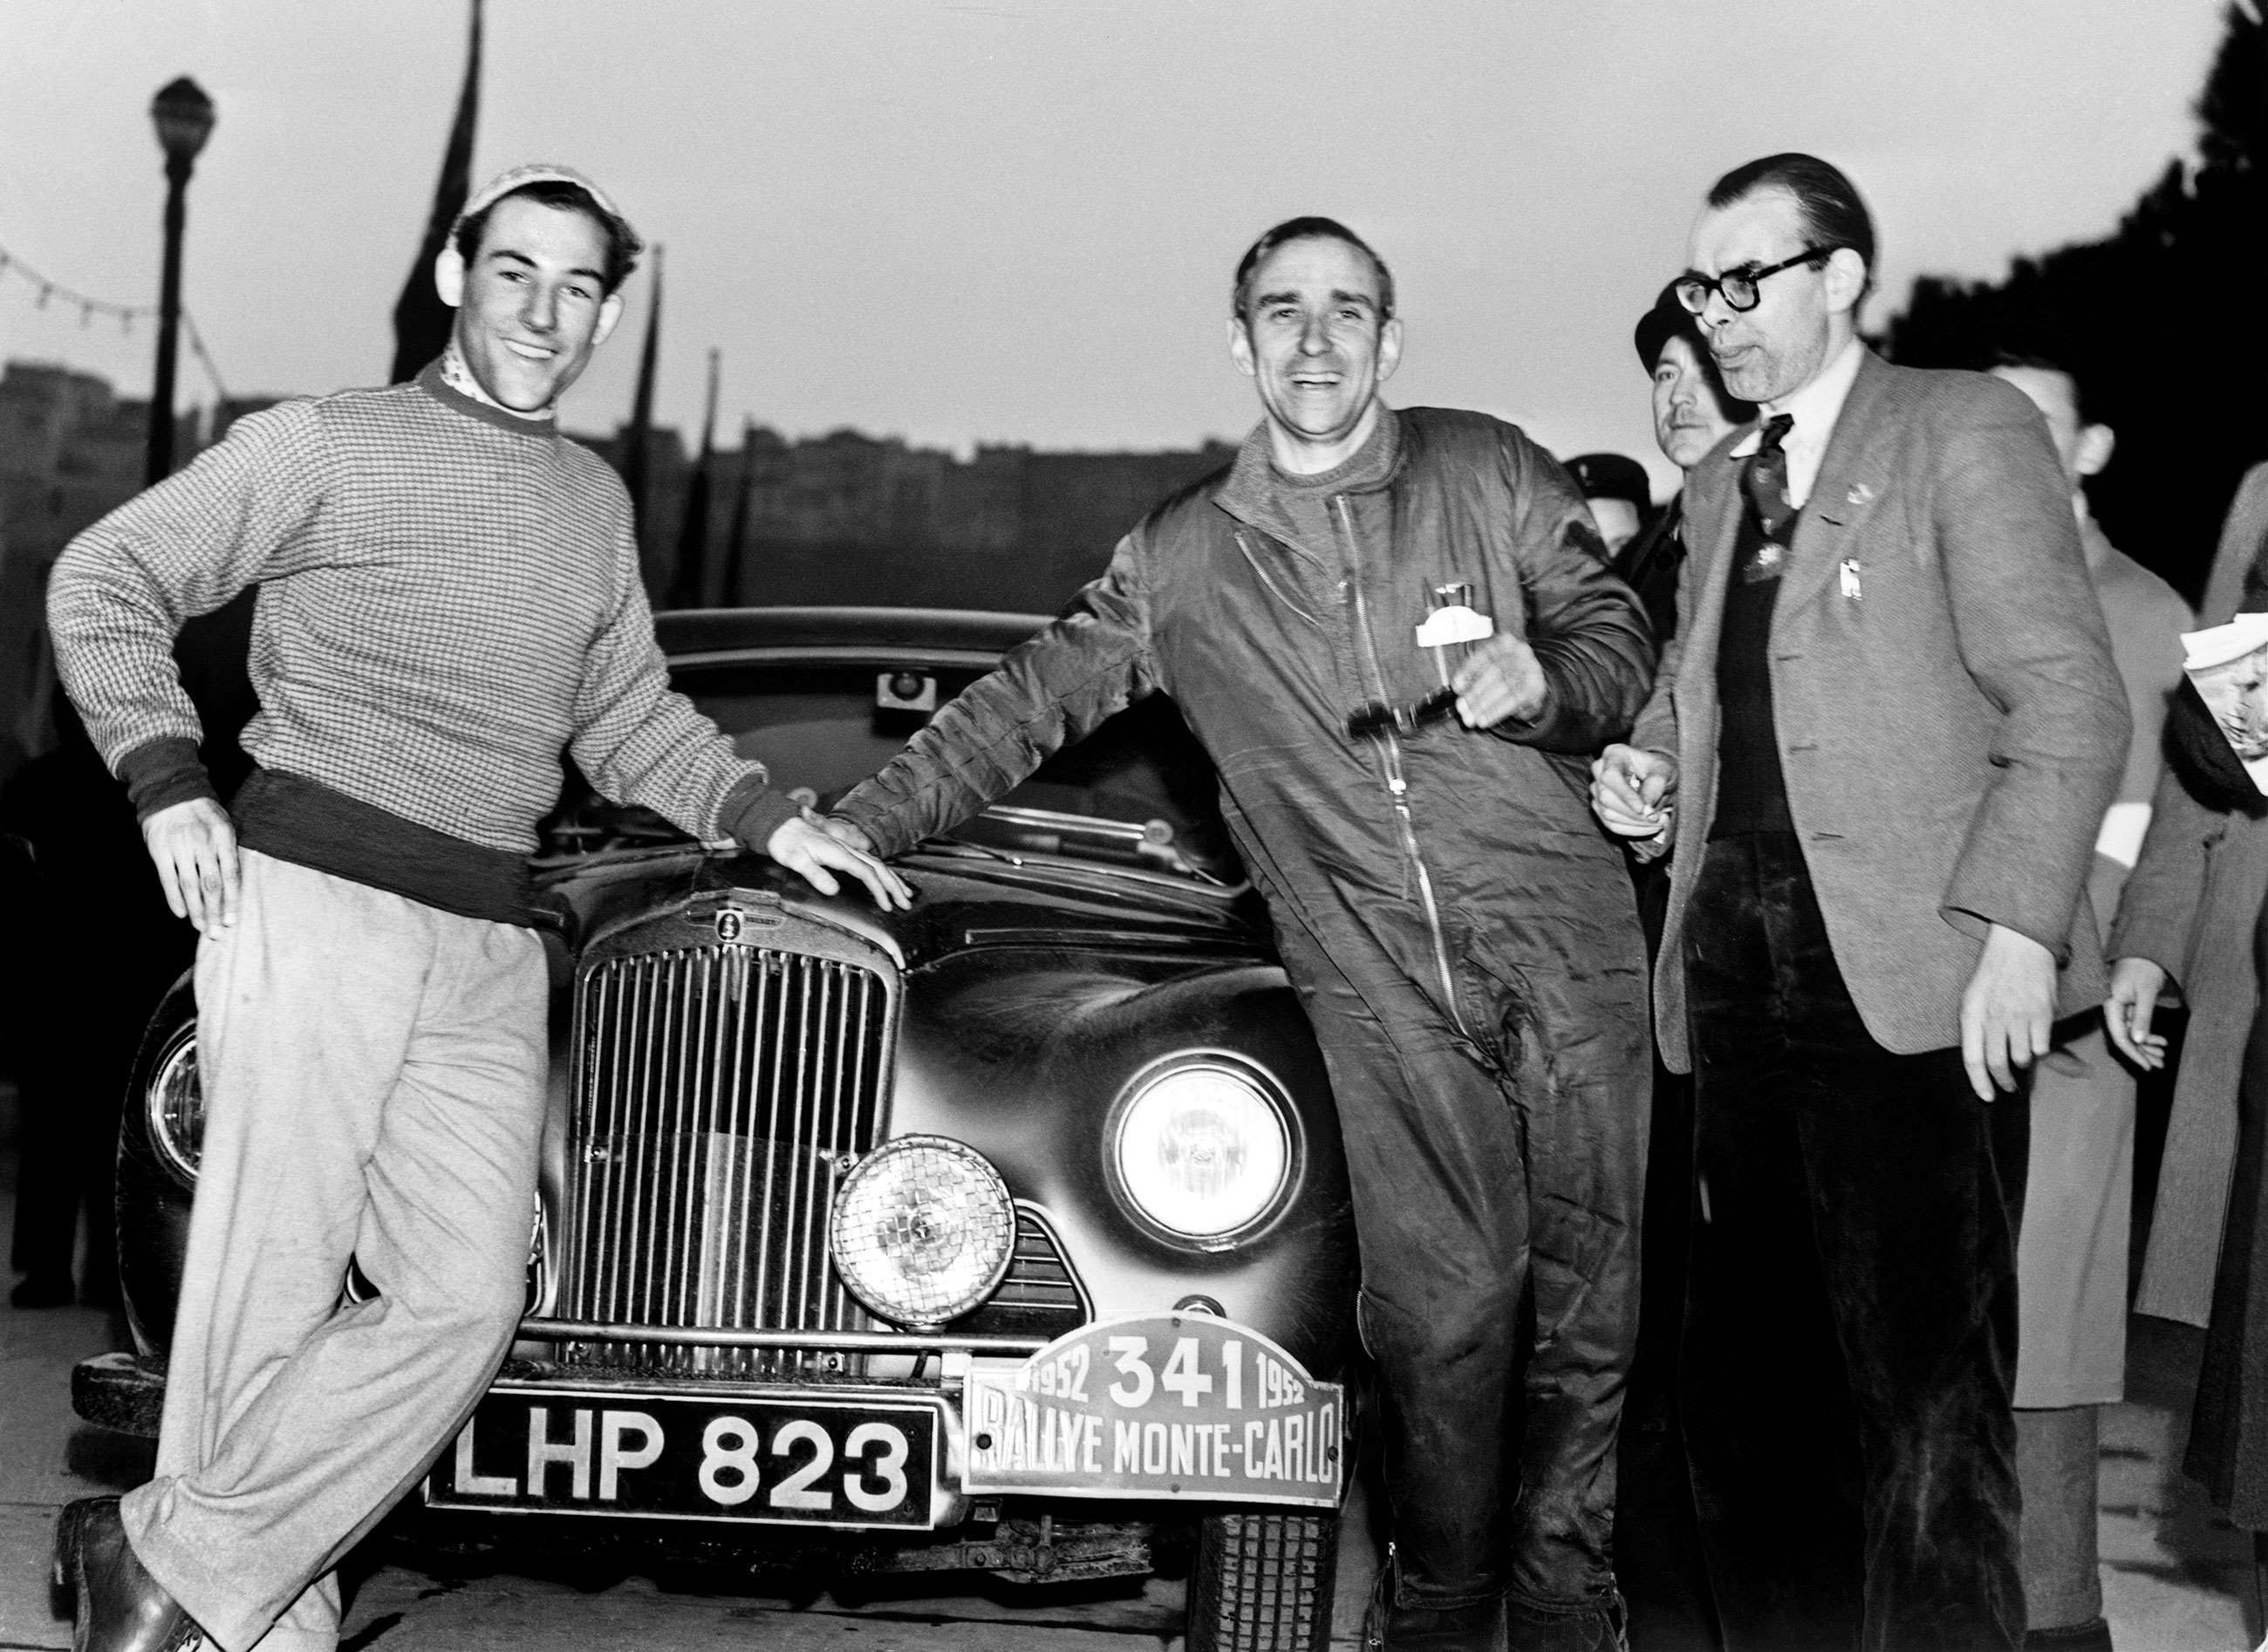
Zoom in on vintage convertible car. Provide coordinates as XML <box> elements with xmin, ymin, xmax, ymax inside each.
<box><xmin>73</xmin><ymin>607</ymin><xmax>1361</xmax><ymax>1652</ymax></box>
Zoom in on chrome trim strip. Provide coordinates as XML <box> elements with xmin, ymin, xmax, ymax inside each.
<box><xmin>520</xmin><ymin>1319</ymin><xmax>1045</xmax><ymax>1355</ymax></box>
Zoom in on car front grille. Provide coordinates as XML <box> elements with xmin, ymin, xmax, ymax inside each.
<box><xmin>953</xmin><ymin>1208</ymin><xmax>1089</xmax><ymax>1340</ymax></box>
<box><xmin>556</xmin><ymin>934</ymin><xmax>892</xmax><ymax>1376</ymax></box>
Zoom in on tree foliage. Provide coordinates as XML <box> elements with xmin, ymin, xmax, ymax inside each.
<box><xmin>1882</xmin><ymin>3</ymin><xmax>2265</xmax><ymax>601</ymax></box>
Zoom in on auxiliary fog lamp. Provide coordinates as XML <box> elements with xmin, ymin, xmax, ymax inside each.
<box><xmin>828</xmin><ymin>1135</ymin><xmax>1016</xmax><ymax>1328</ymax></box>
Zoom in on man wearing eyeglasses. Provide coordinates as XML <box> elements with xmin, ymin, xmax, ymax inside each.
<box><xmin>1589</xmin><ymin>154</ymin><xmax>2127</xmax><ymax>1650</ymax></box>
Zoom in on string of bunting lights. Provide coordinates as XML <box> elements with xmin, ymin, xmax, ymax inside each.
<box><xmin>0</xmin><ymin>239</ymin><xmax>233</xmax><ymax>405</ymax></box>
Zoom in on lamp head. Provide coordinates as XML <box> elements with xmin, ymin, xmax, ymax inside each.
<box><xmin>150</xmin><ymin>77</ymin><xmax>216</xmax><ymax>166</ymax></box>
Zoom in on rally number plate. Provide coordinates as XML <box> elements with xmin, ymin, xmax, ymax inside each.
<box><xmin>965</xmin><ymin>1312</ymin><xmax>1342</xmax><ymax>1508</ymax></box>
<box><xmin>426</xmin><ymin>1385</ymin><xmax>939</xmax><ymax>1529</ymax></box>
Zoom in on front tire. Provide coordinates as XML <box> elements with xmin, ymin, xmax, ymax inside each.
<box><xmin>1187</xmin><ymin>1510</ymin><xmax>1337</xmax><ymax>1652</ymax></box>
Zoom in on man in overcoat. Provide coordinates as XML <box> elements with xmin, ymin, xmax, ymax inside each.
<box><xmin>1592</xmin><ymin>154</ymin><xmax>2128</xmax><ymax>1651</ymax></box>
<box><xmin>830</xmin><ymin>216</ymin><xmax>1655</xmax><ymax>1650</ymax></box>
<box><xmin>1991</xmin><ymin>356</ymin><xmax>2189</xmax><ymax>1652</ymax></box>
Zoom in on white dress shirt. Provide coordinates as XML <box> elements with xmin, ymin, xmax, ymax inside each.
<box><xmin>1728</xmin><ymin>334</ymin><xmax>1865</xmax><ymax>509</ymax></box>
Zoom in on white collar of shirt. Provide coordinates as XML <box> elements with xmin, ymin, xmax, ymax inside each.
<box><xmin>1727</xmin><ymin>334</ymin><xmax>1864</xmax><ymax>509</ymax></box>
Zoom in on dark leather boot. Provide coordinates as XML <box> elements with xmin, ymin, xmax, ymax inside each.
<box><xmin>53</xmin><ymin>1497</ymin><xmax>201</xmax><ymax>1652</ymax></box>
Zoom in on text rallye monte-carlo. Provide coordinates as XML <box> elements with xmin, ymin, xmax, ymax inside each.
<box><xmin>74</xmin><ymin>607</ymin><xmax>1362</xmax><ymax>1652</ymax></box>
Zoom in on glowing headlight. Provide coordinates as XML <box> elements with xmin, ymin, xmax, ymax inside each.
<box><xmin>1109</xmin><ymin>1059</ymin><xmax>1295</xmax><ymax>1246</ymax></box>
<box><xmin>146</xmin><ymin>1026</ymin><xmax>203</xmax><ymax>1183</ymax></box>
<box><xmin>828</xmin><ymin>1136</ymin><xmax>1015</xmax><ymax>1328</ymax></box>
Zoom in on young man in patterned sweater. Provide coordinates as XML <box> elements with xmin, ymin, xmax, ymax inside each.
<box><xmin>46</xmin><ymin>164</ymin><xmax>906</xmax><ymax>1652</ymax></box>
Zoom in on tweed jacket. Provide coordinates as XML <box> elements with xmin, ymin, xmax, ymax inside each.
<box><xmin>2113</xmin><ymin>463</ymin><xmax>2268</xmax><ymax>1326</ymax></box>
<box><xmin>1632</xmin><ymin>348</ymin><xmax>2129</xmax><ymax>1069</ymax></box>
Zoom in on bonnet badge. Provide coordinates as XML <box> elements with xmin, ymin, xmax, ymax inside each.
<box><xmin>691</xmin><ymin>891</ymin><xmax>784</xmax><ymax>943</ymax></box>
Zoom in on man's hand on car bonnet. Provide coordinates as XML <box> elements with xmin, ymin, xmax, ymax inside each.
<box><xmin>765</xmin><ymin>814</ymin><xmax>909</xmax><ymax>911</ymax></box>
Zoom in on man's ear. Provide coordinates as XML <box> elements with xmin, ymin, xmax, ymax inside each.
<box><xmin>434</xmin><ymin>243</ymin><xmax>466</xmax><ymax>309</ymax></box>
<box><xmin>1822</xmin><ymin>248</ymin><xmax>1868</xmax><ymax>317</ymax></box>
<box><xmin>593</xmin><ymin>290</ymin><xmax>625</xmax><ymax>348</ymax></box>
<box><xmin>1376</xmin><ymin>317</ymin><xmax>1404</xmax><ymax>384</ymax></box>
<box><xmin>1227</xmin><ymin>315</ymin><xmax>1256</xmax><ymax>379</ymax></box>
<box><xmin>2075</xmin><ymin>422</ymin><xmax>2114</xmax><ymax>480</ymax></box>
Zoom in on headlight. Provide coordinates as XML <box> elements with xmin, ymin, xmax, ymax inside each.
<box><xmin>828</xmin><ymin>1136</ymin><xmax>1015</xmax><ymax>1328</ymax></box>
<box><xmin>1107</xmin><ymin>1057</ymin><xmax>1296</xmax><ymax>1248</ymax></box>
<box><xmin>146</xmin><ymin>1025</ymin><xmax>203</xmax><ymax>1183</ymax></box>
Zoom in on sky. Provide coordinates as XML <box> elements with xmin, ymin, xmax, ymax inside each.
<box><xmin>0</xmin><ymin>1</ymin><xmax>2235</xmax><ymax>494</ymax></box>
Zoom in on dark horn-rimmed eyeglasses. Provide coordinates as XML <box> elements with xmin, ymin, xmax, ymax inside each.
<box><xmin>1674</xmin><ymin>246</ymin><xmax>1832</xmax><ymax>316</ymax></box>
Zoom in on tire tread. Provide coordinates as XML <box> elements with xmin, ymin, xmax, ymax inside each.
<box><xmin>1189</xmin><ymin>1510</ymin><xmax>1336</xmax><ymax>1652</ymax></box>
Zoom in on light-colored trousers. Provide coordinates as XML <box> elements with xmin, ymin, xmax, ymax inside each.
<box><xmin>121</xmin><ymin>850</ymin><xmax>547</xmax><ymax>1652</ymax></box>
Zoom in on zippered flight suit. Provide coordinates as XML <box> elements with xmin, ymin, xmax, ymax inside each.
<box><xmin>837</xmin><ymin>406</ymin><xmax>1655</xmax><ymax>1620</ymax></box>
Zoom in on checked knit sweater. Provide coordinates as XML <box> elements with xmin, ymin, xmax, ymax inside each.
<box><xmin>47</xmin><ymin>363</ymin><xmax>796</xmax><ymax>923</ymax></box>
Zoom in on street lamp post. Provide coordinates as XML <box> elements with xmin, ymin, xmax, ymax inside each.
<box><xmin>146</xmin><ymin>76</ymin><xmax>216</xmax><ymax>488</ymax></box>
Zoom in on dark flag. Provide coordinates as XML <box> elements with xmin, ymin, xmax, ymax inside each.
<box><xmin>667</xmin><ymin>349</ymin><xmax>721</xmax><ymax>610</ymax></box>
<box><xmin>620</xmin><ymin>245</ymin><xmax>663</xmax><ymax>571</ymax></box>
<box><xmin>718</xmin><ymin>418</ymin><xmax>758</xmax><ymax>609</ymax></box>
<box><xmin>389</xmin><ymin>0</ymin><xmax>482</xmax><ymax>383</ymax></box>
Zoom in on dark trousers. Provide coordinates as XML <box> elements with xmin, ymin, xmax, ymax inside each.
<box><xmin>1616</xmin><ymin>859</ymin><xmax>1719</xmax><ymax>1652</ymax></box>
<box><xmin>1682</xmin><ymin>832</ymin><xmax>2027</xmax><ymax>1652</ymax></box>
<box><xmin>1271</xmin><ymin>915</ymin><xmax>1649</xmax><ymax>1618</ymax></box>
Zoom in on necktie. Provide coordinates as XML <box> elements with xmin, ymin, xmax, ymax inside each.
<box><xmin>1740</xmin><ymin>413</ymin><xmax>1795</xmax><ymax>581</ymax></box>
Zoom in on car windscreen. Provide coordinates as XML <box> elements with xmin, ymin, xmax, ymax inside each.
<box><xmin>553</xmin><ymin>659</ymin><xmax>1240</xmax><ymax>882</ymax></box>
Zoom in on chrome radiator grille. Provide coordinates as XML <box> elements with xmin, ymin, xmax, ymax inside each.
<box><xmin>557</xmin><ymin>937</ymin><xmax>892</xmax><ymax>1376</ymax></box>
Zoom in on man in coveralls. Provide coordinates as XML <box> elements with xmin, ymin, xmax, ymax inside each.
<box><xmin>825</xmin><ymin>217</ymin><xmax>1655</xmax><ymax>1651</ymax></box>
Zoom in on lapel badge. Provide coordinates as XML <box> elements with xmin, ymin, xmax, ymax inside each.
<box><xmin>1839</xmin><ymin>559</ymin><xmax>1862</xmax><ymax>601</ymax></box>
<box><xmin>1846</xmin><ymin>482</ymin><xmax>1875</xmax><ymax>506</ymax></box>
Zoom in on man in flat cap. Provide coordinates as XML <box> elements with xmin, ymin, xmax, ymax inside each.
<box><xmin>48</xmin><ymin>164</ymin><xmax>905</xmax><ymax>1652</ymax></box>
<box><xmin>1615</xmin><ymin>282</ymin><xmax>1755</xmax><ymax>651</ymax></box>
<box><xmin>1609</xmin><ymin>281</ymin><xmax>1752</xmax><ymax>1652</ymax></box>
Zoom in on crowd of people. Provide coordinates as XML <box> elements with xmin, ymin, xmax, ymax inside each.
<box><xmin>18</xmin><ymin>144</ymin><xmax>2268</xmax><ymax>1652</ymax></box>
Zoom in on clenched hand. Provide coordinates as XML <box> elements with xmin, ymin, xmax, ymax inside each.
<box><xmin>143</xmin><ymin>797</ymin><xmax>240</xmax><ymax>938</ymax></box>
<box><xmin>1960</xmin><ymin>923</ymin><xmax>2057</xmax><ymax>1101</ymax></box>
<box><xmin>1451</xmin><ymin>634</ymin><xmax>1547</xmax><ymax>728</ymax></box>
<box><xmin>2103</xmin><ymin>956</ymin><xmax>2171</xmax><ymax>1072</ymax></box>
<box><xmin>766</xmin><ymin>814</ymin><xmax>912</xmax><ymax>911</ymax></box>
<box><xmin>1589</xmin><ymin>743</ymin><xmax>1677</xmax><ymax>841</ymax></box>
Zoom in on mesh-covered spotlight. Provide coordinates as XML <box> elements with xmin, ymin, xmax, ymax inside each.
<box><xmin>828</xmin><ymin>1136</ymin><xmax>1015</xmax><ymax>1328</ymax></box>
<box><xmin>1110</xmin><ymin>1060</ymin><xmax>1293</xmax><ymax>1245</ymax></box>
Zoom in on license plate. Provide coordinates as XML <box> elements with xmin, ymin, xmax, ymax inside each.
<box><xmin>964</xmin><ymin>1313</ymin><xmax>1342</xmax><ymax>1509</ymax></box>
<box><xmin>427</xmin><ymin>1385</ymin><xmax>939</xmax><ymax>1528</ymax></box>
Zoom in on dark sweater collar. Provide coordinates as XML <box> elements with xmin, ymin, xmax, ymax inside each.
<box><xmin>1213</xmin><ymin>403</ymin><xmax>1403</xmax><ymax>532</ymax></box>
<box><xmin>414</xmin><ymin>359</ymin><xmax>562</xmax><ymax>440</ymax></box>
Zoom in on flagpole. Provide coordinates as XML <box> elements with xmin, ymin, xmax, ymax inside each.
<box><xmin>719</xmin><ymin>417</ymin><xmax>758</xmax><ymax>609</ymax></box>
<box><xmin>620</xmin><ymin>245</ymin><xmax>663</xmax><ymax>578</ymax></box>
<box><xmin>667</xmin><ymin>348</ymin><xmax>721</xmax><ymax>609</ymax></box>
<box><xmin>389</xmin><ymin>0</ymin><xmax>482</xmax><ymax>381</ymax></box>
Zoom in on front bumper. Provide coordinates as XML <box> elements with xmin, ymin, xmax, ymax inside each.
<box><xmin>72</xmin><ymin>1311</ymin><xmax>1345</xmax><ymax>1533</ymax></box>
